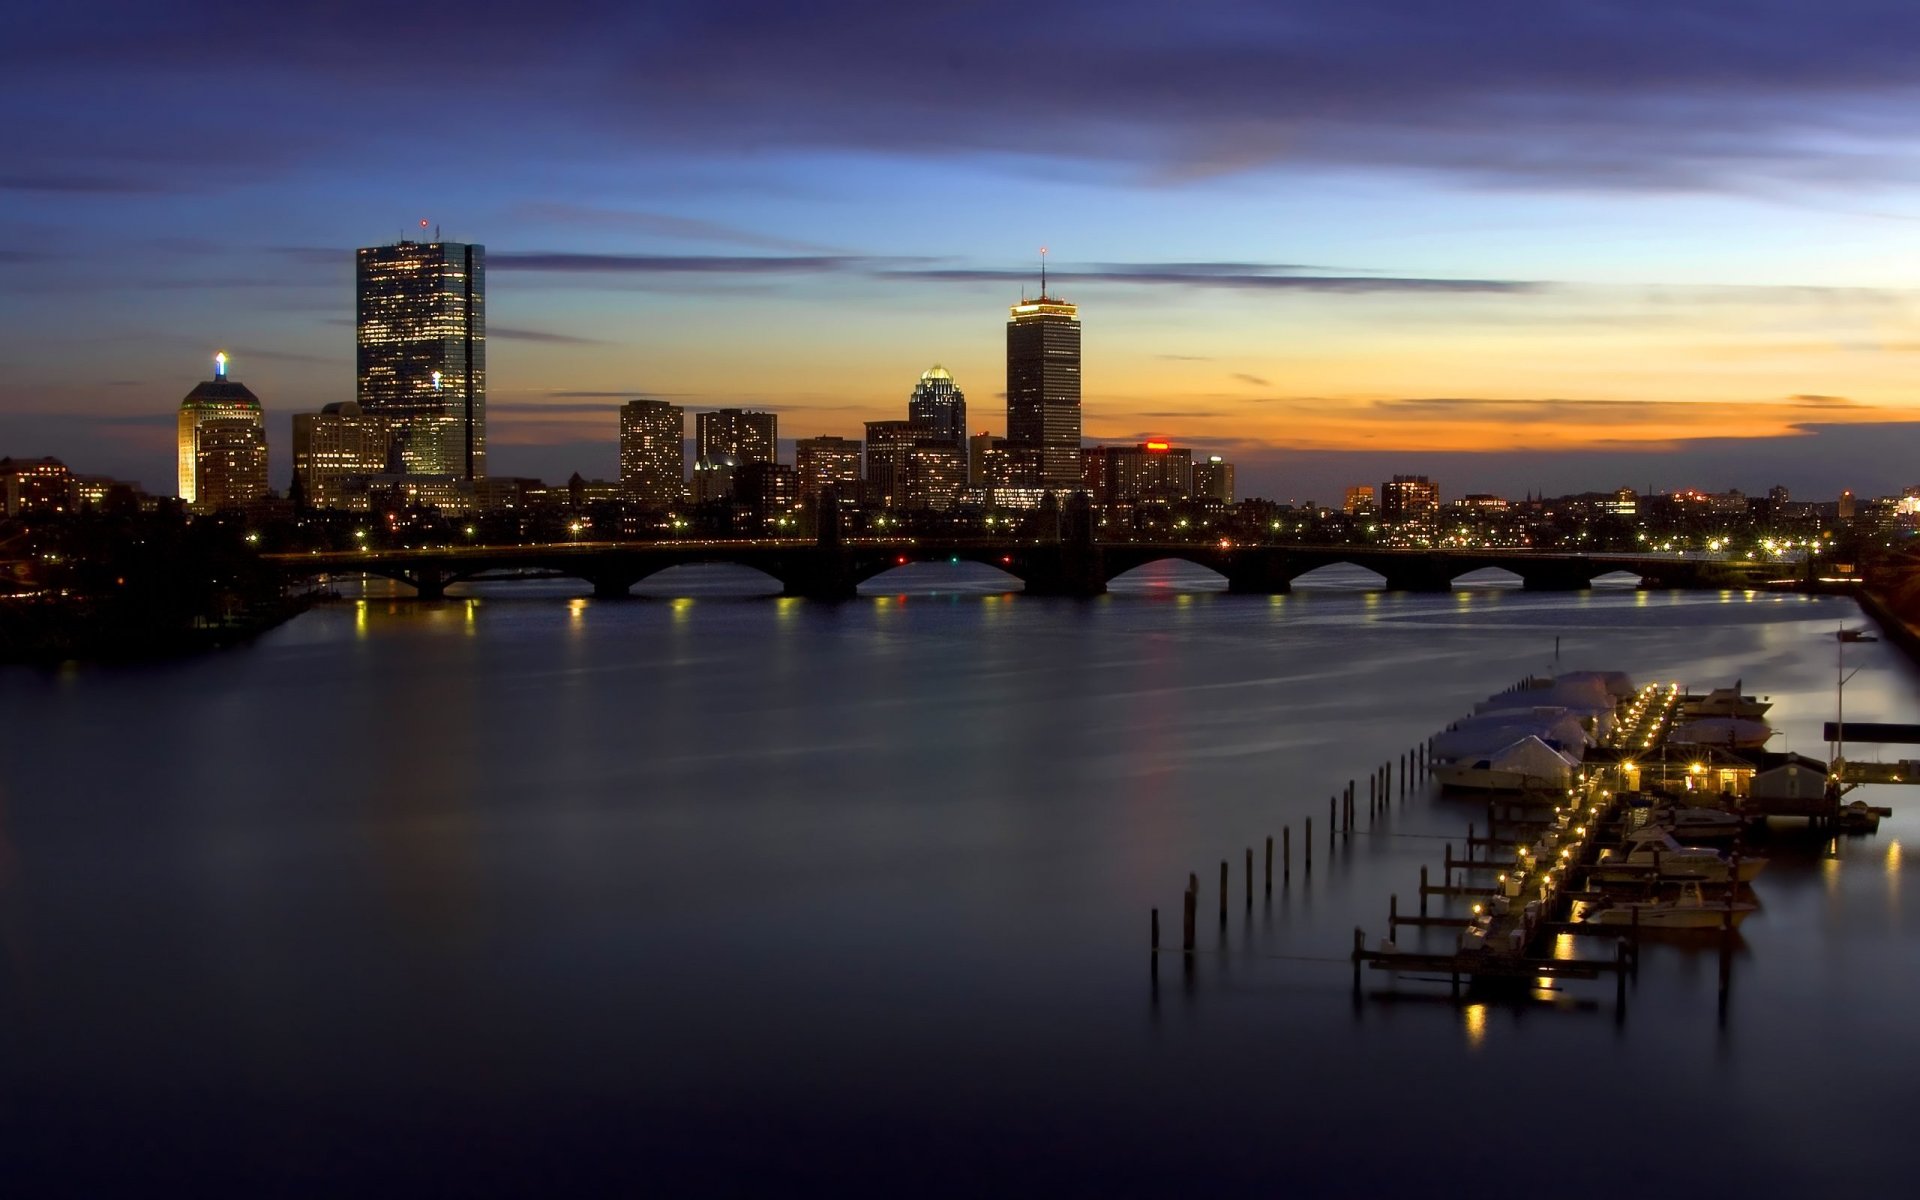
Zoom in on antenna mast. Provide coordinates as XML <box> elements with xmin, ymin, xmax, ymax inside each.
<box><xmin>1039</xmin><ymin>246</ymin><xmax>1048</xmax><ymax>299</ymax></box>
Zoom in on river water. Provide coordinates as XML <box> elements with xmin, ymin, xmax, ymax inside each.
<box><xmin>1</xmin><ymin>564</ymin><xmax>1912</xmax><ymax>1194</ymax></box>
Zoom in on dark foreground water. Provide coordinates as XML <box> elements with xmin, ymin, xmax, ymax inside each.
<box><xmin>1</xmin><ymin>564</ymin><xmax>1914</xmax><ymax>1195</ymax></box>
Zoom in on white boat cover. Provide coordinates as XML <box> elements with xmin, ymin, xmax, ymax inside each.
<box><xmin>1482</xmin><ymin>736</ymin><xmax>1579</xmax><ymax>788</ymax></box>
<box><xmin>1476</xmin><ymin>680</ymin><xmax>1617</xmax><ymax>736</ymax></box>
<box><xmin>1433</xmin><ymin>709</ymin><xmax>1590</xmax><ymax>760</ymax></box>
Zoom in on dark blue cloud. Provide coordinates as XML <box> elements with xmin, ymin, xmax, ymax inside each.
<box><xmin>7</xmin><ymin>2</ymin><xmax>1920</xmax><ymax>192</ymax></box>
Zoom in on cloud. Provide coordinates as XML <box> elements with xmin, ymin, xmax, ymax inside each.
<box><xmin>16</xmin><ymin>2</ymin><xmax>1920</xmax><ymax>197</ymax></box>
<box><xmin>490</xmin><ymin>252</ymin><xmax>873</xmax><ymax>274</ymax></box>
<box><xmin>887</xmin><ymin>264</ymin><xmax>1536</xmax><ymax>294</ymax></box>
<box><xmin>1231</xmin><ymin>373</ymin><xmax>1270</xmax><ymax>387</ymax></box>
<box><xmin>510</xmin><ymin>202</ymin><xmax>839</xmax><ymax>253</ymax></box>
<box><xmin>490</xmin><ymin>326</ymin><xmax>607</xmax><ymax>346</ymax></box>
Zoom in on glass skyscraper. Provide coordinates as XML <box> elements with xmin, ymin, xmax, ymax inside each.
<box><xmin>355</xmin><ymin>240</ymin><xmax>486</xmax><ymax>479</ymax></box>
<box><xmin>906</xmin><ymin>365</ymin><xmax>966</xmax><ymax>449</ymax></box>
<box><xmin>1006</xmin><ymin>283</ymin><xmax>1081</xmax><ymax>489</ymax></box>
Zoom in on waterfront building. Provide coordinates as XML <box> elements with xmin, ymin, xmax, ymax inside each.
<box><xmin>1839</xmin><ymin>489</ymin><xmax>1857</xmax><ymax>521</ymax></box>
<box><xmin>735</xmin><ymin>461</ymin><xmax>798</xmax><ymax>524</ymax></box>
<box><xmin>1005</xmin><ymin>265</ymin><xmax>1082</xmax><ymax>490</ymax></box>
<box><xmin>968</xmin><ymin>437</ymin><xmax>1046</xmax><ymax>509</ymax></box>
<box><xmin>794</xmin><ymin>435</ymin><xmax>862</xmax><ymax>504</ymax></box>
<box><xmin>355</xmin><ymin>239</ymin><xmax>486</xmax><ymax>480</ymax></box>
<box><xmin>904</xmin><ymin>445</ymin><xmax>967</xmax><ymax>511</ymax></box>
<box><xmin>178</xmin><ymin>354</ymin><xmax>267</xmax><ymax>512</ymax></box>
<box><xmin>0</xmin><ymin>456</ymin><xmax>72</xmax><ymax>516</ymax></box>
<box><xmin>695</xmin><ymin>409</ymin><xmax>777</xmax><ymax>466</ymax></box>
<box><xmin>1193</xmin><ymin>455</ymin><xmax>1235</xmax><ymax>504</ymax></box>
<box><xmin>194</xmin><ymin>419</ymin><xmax>269</xmax><ymax>513</ymax></box>
<box><xmin>907</xmin><ymin>366</ymin><xmax>967</xmax><ymax>450</ymax></box>
<box><xmin>1343</xmin><ymin>485</ymin><xmax>1376</xmax><ymax>515</ymax></box>
<box><xmin>472</xmin><ymin>477</ymin><xmax>541</xmax><ymax>512</ymax></box>
<box><xmin>292</xmin><ymin>402</ymin><xmax>392</xmax><ymax>509</ymax></box>
<box><xmin>619</xmin><ymin>400</ymin><xmax>686</xmax><ymax>510</ymax></box>
<box><xmin>1084</xmin><ymin>442</ymin><xmax>1191</xmax><ymax>506</ymax></box>
<box><xmin>1380</xmin><ymin>475</ymin><xmax>1439</xmax><ymax>521</ymax></box>
<box><xmin>863</xmin><ymin>420</ymin><xmax>918</xmax><ymax>509</ymax></box>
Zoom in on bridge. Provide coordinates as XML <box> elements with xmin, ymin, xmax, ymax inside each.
<box><xmin>266</xmin><ymin>527</ymin><xmax>1774</xmax><ymax>601</ymax></box>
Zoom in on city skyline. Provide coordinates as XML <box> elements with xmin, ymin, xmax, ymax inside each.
<box><xmin>8</xmin><ymin>3</ymin><xmax>1920</xmax><ymax>501</ymax></box>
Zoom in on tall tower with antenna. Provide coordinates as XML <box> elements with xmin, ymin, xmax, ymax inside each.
<box><xmin>1005</xmin><ymin>247</ymin><xmax>1081</xmax><ymax>489</ymax></box>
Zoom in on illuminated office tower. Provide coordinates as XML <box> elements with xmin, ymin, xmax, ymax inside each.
<box><xmin>355</xmin><ymin>238</ymin><xmax>486</xmax><ymax>479</ymax></box>
<box><xmin>194</xmin><ymin>420</ymin><xmax>269</xmax><ymax>512</ymax></box>
<box><xmin>178</xmin><ymin>352</ymin><xmax>267</xmax><ymax>511</ymax></box>
<box><xmin>907</xmin><ymin>365</ymin><xmax>966</xmax><ymax>449</ymax></box>
<box><xmin>620</xmin><ymin>399</ymin><xmax>686</xmax><ymax>510</ymax></box>
<box><xmin>1192</xmin><ymin>455</ymin><xmax>1235</xmax><ymax>503</ymax></box>
<box><xmin>695</xmin><ymin>409</ymin><xmax>777</xmax><ymax>466</ymax></box>
<box><xmin>794</xmin><ymin>435</ymin><xmax>862</xmax><ymax>503</ymax></box>
<box><xmin>1005</xmin><ymin>256</ymin><xmax>1081</xmax><ymax>489</ymax></box>
<box><xmin>292</xmin><ymin>402</ymin><xmax>391</xmax><ymax>509</ymax></box>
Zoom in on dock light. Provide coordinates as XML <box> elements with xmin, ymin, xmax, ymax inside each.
<box><xmin>1472</xmin><ymin>904</ymin><xmax>1483</xmax><ymax>916</ymax></box>
<box><xmin>1690</xmin><ymin>763</ymin><xmax>1705</xmax><ymax>775</ymax></box>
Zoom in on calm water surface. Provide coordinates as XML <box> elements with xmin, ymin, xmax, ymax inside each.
<box><xmin>1</xmin><ymin>564</ymin><xmax>1913</xmax><ymax>1194</ymax></box>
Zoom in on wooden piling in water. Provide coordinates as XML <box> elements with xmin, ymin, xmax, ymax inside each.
<box><xmin>1264</xmin><ymin>836</ymin><xmax>1273</xmax><ymax>895</ymax></box>
<box><xmin>1389</xmin><ymin>893</ymin><xmax>1398</xmax><ymax>935</ymax></box>
<box><xmin>1420</xmin><ymin>865</ymin><xmax>1429</xmax><ymax>916</ymax></box>
<box><xmin>1305</xmin><ymin>819</ymin><xmax>1312</xmax><ymax>872</ymax></box>
<box><xmin>1245</xmin><ymin>847</ymin><xmax>1253</xmax><ymax>910</ymax></box>
<box><xmin>1219</xmin><ymin>860</ymin><xmax>1228</xmax><ymax>926</ymax></box>
<box><xmin>1182</xmin><ymin>882</ymin><xmax>1196</xmax><ymax>954</ymax></box>
<box><xmin>1284</xmin><ymin>826</ymin><xmax>1292</xmax><ymax>882</ymax></box>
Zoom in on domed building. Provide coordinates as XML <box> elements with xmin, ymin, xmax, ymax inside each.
<box><xmin>907</xmin><ymin>364</ymin><xmax>966</xmax><ymax>449</ymax></box>
<box><xmin>177</xmin><ymin>352</ymin><xmax>268</xmax><ymax>512</ymax></box>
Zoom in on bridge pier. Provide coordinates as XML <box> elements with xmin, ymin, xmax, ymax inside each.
<box><xmin>778</xmin><ymin>553</ymin><xmax>859</xmax><ymax>602</ymax></box>
<box><xmin>589</xmin><ymin>574</ymin><xmax>635</xmax><ymax>600</ymax></box>
<box><xmin>404</xmin><ymin>569</ymin><xmax>450</xmax><ymax>600</ymax></box>
<box><xmin>1521</xmin><ymin>568</ymin><xmax>1593</xmax><ymax>592</ymax></box>
<box><xmin>1023</xmin><ymin>544</ymin><xmax>1107</xmax><ymax>597</ymax></box>
<box><xmin>1225</xmin><ymin>552</ymin><xmax>1293</xmax><ymax>595</ymax></box>
<box><xmin>1382</xmin><ymin>566</ymin><xmax>1454</xmax><ymax>593</ymax></box>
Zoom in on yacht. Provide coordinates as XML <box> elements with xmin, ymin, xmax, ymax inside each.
<box><xmin>1683</xmin><ymin>685</ymin><xmax>1771</xmax><ymax>720</ymax></box>
<box><xmin>1644</xmin><ymin>806</ymin><xmax>1746</xmax><ymax>841</ymax></box>
<box><xmin>1576</xmin><ymin>883</ymin><xmax>1757</xmax><ymax>930</ymax></box>
<box><xmin>1594</xmin><ymin>830</ymin><xmax>1765</xmax><ymax>884</ymax></box>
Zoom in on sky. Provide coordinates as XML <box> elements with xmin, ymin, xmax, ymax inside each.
<box><xmin>4</xmin><ymin>0</ymin><xmax>1920</xmax><ymax>503</ymax></box>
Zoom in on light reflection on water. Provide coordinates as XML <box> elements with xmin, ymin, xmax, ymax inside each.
<box><xmin>0</xmin><ymin>576</ymin><xmax>1915</xmax><ymax>1192</ymax></box>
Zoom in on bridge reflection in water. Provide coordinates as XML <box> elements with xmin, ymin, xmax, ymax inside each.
<box><xmin>271</xmin><ymin>533</ymin><xmax>1772</xmax><ymax>602</ymax></box>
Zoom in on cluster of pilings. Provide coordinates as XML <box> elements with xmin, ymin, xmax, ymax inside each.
<box><xmin>1151</xmin><ymin>737</ymin><xmax>1437</xmax><ymax>976</ymax></box>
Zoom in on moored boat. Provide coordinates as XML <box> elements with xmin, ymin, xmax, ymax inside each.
<box><xmin>1683</xmin><ymin>685</ymin><xmax>1771</xmax><ymax>720</ymax></box>
<box><xmin>1594</xmin><ymin>830</ymin><xmax>1765</xmax><ymax>884</ymax></box>
<box><xmin>1576</xmin><ymin>883</ymin><xmax>1757</xmax><ymax>930</ymax></box>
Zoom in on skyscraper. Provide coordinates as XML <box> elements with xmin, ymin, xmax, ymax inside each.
<box><xmin>355</xmin><ymin>238</ymin><xmax>486</xmax><ymax>479</ymax></box>
<box><xmin>863</xmin><ymin>420</ymin><xmax>916</xmax><ymax>509</ymax></box>
<box><xmin>907</xmin><ymin>366</ymin><xmax>966</xmax><ymax>449</ymax></box>
<box><xmin>794</xmin><ymin>435</ymin><xmax>863</xmax><ymax>504</ymax></box>
<box><xmin>178</xmin><ymin>352</ymin><xmax>267</xmax><ymax>511</ymax></box>
<box><xmin>695</xmin><ymin>409</ymin><xmax>777</xmax><ymax>466</ymax></box>
<box><xmin>619</xmin><ymin>399</ymin><xmax>686</xmax><ymax>510</ymax></box>
<box><xmin>292</xmin><ymin>402</ymin><xmax>391</xmax><ymax>509</ymax></box>
<box><xmin>1006</xmin><ymin>261</ymin><xmax>1081</xmax><ymax>490</ymax></box>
